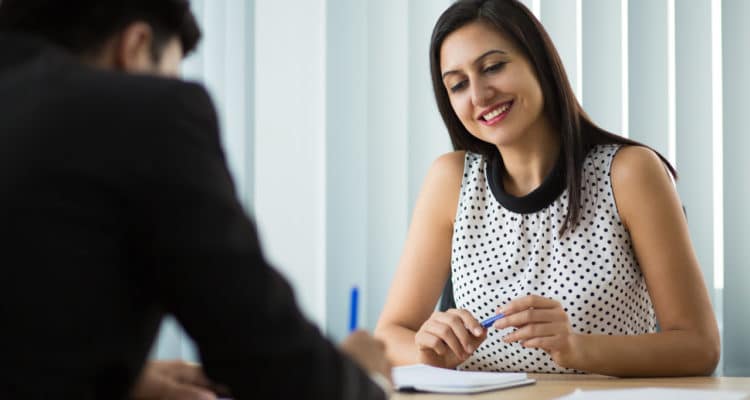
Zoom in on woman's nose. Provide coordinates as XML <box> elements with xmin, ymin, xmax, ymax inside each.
<box><xmin>470</xmin><ymin>80</ymin><xmax>494</xmax><ymax>107</ymax></box>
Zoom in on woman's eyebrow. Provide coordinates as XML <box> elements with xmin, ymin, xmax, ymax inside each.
<box><xmin>441</xmin><ymin>49</ymin><xmax>508</xmax><ymax>79</ymax></box>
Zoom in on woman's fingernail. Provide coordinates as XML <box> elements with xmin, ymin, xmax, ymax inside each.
<box><xmin>473</xmin><ymin>327</ymin><xmax>483</xmax><ymax>336</ymax></box>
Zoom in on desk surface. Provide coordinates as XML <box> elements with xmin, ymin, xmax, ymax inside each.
<box><xmin>392</xmin><ymin>373</ymin><xmax>750</xmax><ymax>399</ymax></box>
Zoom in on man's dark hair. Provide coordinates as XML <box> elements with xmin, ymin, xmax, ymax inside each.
<box><xmin>0</xmin><ymin>0</ymin><xmax>201</xmax><ymax>60</ymax></box>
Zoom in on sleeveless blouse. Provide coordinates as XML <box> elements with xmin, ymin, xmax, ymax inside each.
<box><xmin>452</xmin><ymin>144</ymin><xmax>656</xmax><ymax>373</ymax></box>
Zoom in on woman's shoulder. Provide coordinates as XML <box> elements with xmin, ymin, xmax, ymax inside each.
<box><xmin>423</xmin><ymin>151</ymin><xmax>468</xmax><ymax>195</ymax></box>
<box><xmin>414</xmin><ymin>151</ymin><xmax>466</xmax><ymax>226</ymax></box>
<box><xmin>610</xmin><ymin>145</ymin><xmax>669</xmax><ymax>184</ymax></box>
<box><xmin>609</xmin><ymin>145</ymin><xmax>675</xmax><ymax>227</ymax></box>
<box><xmin>430</xmin><ymin>150</ymin><xmax>492</xmax><ymax>178</ymax></box>
<box><xmin>428</xmin><ymin>150</ymin><xmax>469</xmax><ymax>181</ymax></box>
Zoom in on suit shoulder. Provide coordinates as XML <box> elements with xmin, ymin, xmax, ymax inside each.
<box><xmin>41</xmin><ymin>68</ymin><xmax>221</xmax><ymax>156</ymax></box>
<box><xmin>70</xmin><ymin>69</ymin><xmax>213</xmax><ymax>114</ymax></box>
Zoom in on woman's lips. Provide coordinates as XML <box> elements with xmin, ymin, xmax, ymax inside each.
<box><xmin>478</xmin><ymin>101</ymin><xmax>513</xmax><ymax>126</ymax></box>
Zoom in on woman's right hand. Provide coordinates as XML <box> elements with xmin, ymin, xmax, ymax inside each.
<box><xmin>414</xmin><ymin>309</ymin><xmax>487</xmax><ymax>369</ymax></box>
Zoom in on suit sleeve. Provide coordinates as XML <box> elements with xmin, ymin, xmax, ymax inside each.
<box><xmin>132</xmin><ymin>81</ymin><xmax>385</xmax><ymax>400</ymax></box>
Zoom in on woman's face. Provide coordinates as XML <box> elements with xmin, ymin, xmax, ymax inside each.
<box><xmin>440</xmin><ymin>20</ymin><xmax>547</xmax><ymax>148</ymax></box>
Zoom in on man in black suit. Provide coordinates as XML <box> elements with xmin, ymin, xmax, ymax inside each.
<box><xmin>0</xmin><ymin>0</ymin><xmax>390</xmax><ymax>399</ymax></box>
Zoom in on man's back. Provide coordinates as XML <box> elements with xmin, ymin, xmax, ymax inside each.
<box><xmin>1</xmin><ymin>34</ymin><xmax>177</xmax><ymax>397</ymax></box>
<box><xmin>0</xmin><ymin>34</ymin><xmax>385</xmax><ymax>399</ymax></box>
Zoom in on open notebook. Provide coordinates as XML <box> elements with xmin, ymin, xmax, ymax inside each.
<box><xmin>393</xmin><ymin>364</ymin><xmax>535</xmax><ymax>394</ymax></box>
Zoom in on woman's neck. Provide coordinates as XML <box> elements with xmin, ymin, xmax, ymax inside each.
<box><xmin>497</xmin><ymin>119</ymin><xmax>561</xmax><ymax>197</ymax></box>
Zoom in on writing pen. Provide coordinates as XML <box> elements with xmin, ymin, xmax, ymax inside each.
<box><xmin>480</xmin><ymin>312</ymin><xmax>505</xmax><ymax>328</ymax></box>
<box><xmin>349</xmin><ymin>286</ymin><xmax>359</xmax><ymax>333</ymax></box>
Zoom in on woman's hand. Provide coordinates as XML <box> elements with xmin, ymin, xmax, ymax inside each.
<box><xmin>414</xmin><ymin>309</ymin><xmax>487</xmax><ymax>369</ymax></box>
<box><xmin>493</xmin><ymin>295</ymin><xmax>580</xmax><ymax>368</ymax></box>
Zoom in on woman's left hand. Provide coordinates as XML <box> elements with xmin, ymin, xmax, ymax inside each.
<box><xmin>492</xmin><ymin>295</ymin><xmax>581</xmax><ymax>368</ymax></box>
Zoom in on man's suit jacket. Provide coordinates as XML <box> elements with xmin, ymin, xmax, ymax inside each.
<box><xmin>0</xmin><ymin>33</ymin><xmax>384</xmax><ymax>400</ymax></box>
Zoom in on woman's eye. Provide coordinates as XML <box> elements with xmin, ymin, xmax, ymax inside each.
<box><xmin>449</xmin><ymin>80</ymin><xmax>468</xmax><ymax>93</ymax></box>
<box><xmin>483</xmin><ymin>62</ymin><xmax>506</xmax><ymax>73</ymax></box>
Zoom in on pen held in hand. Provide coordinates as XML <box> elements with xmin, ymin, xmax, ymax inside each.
<box><xmin>480</xmin><ymin>313</ymin><xmax>505</xmax><ymax>328</ymax></box>
<box><xmin>349</xmin><ymin>286</ymin><xmax>359</xmax><ymax>333</ymax></box>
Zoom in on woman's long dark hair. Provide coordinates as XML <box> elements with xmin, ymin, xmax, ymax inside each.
<box><xmin>429</xmin><ymin>0</ymin><xmax>676</xmax><ymax>235</ymax></box>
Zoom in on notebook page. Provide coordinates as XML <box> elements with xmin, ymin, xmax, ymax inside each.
<box><xmin>394</xmin><ymin>364</ymin><xmax>528</xmax><ymax>388</ymax></box>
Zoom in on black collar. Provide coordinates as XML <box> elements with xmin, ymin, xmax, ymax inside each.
<box><xmin>486</xmin><ymin>149</ymin><xmax>566</xmax><ymax>214</ymax></box>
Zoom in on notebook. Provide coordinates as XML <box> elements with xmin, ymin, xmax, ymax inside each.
<box><xmin>393</xmin><ymin>364</ymin><xmax>536</xmax><ymax>394</ymax></box>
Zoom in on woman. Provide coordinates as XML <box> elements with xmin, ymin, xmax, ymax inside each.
<box><xmin>374</xmin><ymin>0</ymin><xmax>719</xmax><ymax>376</ymax></box>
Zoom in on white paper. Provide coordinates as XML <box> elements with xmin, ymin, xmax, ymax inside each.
<box><xmin>393</xmin><ymin>364</ymin><xmax>534</xmax><ymax>393</ymax></box>
<box><xmin>556</xmin><ymin>388</ymin><xmax>749</xmax><ymax>400</ymax></box>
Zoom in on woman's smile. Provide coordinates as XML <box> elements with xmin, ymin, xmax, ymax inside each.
<box><xmin>478</xmin><ymin>100</ymin><xmax>514</xmax><ymax>126</ymax></box>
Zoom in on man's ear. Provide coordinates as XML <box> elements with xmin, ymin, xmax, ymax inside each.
<box><xmin>113</xmin><ymin>21</ymin><xmax>156</xmax><ymax>73</ymax></box>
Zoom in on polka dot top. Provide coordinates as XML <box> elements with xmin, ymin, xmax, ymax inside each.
<box><xmin>452</xmin><ymin>144</ymin><xmax>656</xmax><ymax>373</ymax></box>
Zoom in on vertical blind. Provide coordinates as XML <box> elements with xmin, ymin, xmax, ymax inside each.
<box><xmin>153</xmin><ymin>0</ymin><xmax>748</xmax><ymax>377</ymax></box>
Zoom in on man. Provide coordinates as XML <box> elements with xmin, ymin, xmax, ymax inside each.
<box><xmin>0</xmin><ymin>0</ymin><xmax>390</xmax><ymax>399</ymax></box>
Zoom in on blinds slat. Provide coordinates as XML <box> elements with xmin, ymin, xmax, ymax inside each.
<box><xmin>721</xmin><ymin>0</ymin><xmax>750</xmax><ymax>377</ymax></box>
<box><xmin>582</xmin><ymin>0</ymin><xmax>625</xmax><ymax>135</ymax></box>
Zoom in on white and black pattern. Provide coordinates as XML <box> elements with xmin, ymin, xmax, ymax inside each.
<box><xmin>451</xmin><ymin>144</ymin><xmax>656</xmax><ymax>373</ymax></box>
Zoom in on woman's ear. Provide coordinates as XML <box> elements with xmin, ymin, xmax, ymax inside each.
<box><xmin>113</xmin><ymin>21</ymin><xmax>156</xmax><ymax>73</ymax></box>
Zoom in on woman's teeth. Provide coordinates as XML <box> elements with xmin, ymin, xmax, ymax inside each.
<box><xmin>483</xmin><ymin>102</ymin><xmax>511</xmax><ymax>121</ymax></box>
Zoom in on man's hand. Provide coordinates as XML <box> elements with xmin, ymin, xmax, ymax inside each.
<box><xmin>131</xmin><ymin>360</ymin><xmax>217</xmax><ymax>400</ymax></box>
<box><xmin>340</xmin><ymin>330</ymin><xmax>392</xmax><ymax>381</ymax></box>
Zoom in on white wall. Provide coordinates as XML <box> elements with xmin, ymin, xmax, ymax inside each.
<box><xmin>253</xmin><ymin>0</ymin><xmax>328</xmax><ymax>327</ymax></box>
<box><xmin>366</xmin><ymin>0</ymin><xmax>410</xmax><ymax>344</ymax></box>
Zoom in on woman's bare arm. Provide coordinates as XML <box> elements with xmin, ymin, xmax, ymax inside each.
<box><xmin>374</xmin><ymin>152</ymin><xmax>468</xmax><ymax>366</ymax></box>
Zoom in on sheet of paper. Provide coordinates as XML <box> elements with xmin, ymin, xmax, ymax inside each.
<box><xmin>393</xmin><ymin>364</ymin><xmax>527</xmax><ymax>388</ymax></box>
<box><xmin>556</xmin><ymin>388</ymin><xmax>749</xmax><ymax>400</ymax></box>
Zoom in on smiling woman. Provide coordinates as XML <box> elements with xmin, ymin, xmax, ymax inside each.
<box><xmin>374</xmin><ymin>0</ymin><xmax>720</xmax><ymax>377</ymax></box>
<box><xmin>439</xmin><ymin>23</ymin><xmax>549</xmax><ymax>157</ymax></box>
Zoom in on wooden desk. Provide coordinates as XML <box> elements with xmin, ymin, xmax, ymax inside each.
<box><xmin>392</xmin><ymin>374</ymin><xmax>750</xmax><ymax>399</ymax></box>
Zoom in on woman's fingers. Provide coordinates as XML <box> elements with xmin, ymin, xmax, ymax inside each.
<box><xmin>424</xmin><ymin>318</ymin><xmax>469</xmax><ymax>357</ymax></box>
<box><xmin>493</xmin><ymin>307</ymin><xmax>565</xmax><ymax>329</ymax></box>
<box><xmin>499</xmin><ymin>295</ymin><xmax>560</xmax><ymax>315</ymax></box>
<box><xmin>519</xmin><ymin>335</ymin><xmax>558</xmax><ymax>351</ymax></box>
<box><xmin>482</xmin><ymin>295</ymin><xmax>578</xmax><ymax>366</ymax></box>
<box><xmin>502</xmin><ymin>321</ymin><xmax>566</xmax><ymax>343</ymax></box>
<box><xmin>417</xmin><ymin>319</ymin><xmax>465</xmax><ymax>358</ymax></box>
<box><xmin>415</xmin><ymin>327</ymin><xmax>448</xmax><ymax>355</ymax></box>
<box><xmin>415</xmin><ymin>309</ymin><xmax>487</xmax><ymax>361</ymax></box>
<box><xmin>489</xmin><ymin>296</ymin><xmax>574</xmax><ymax>354</ymax></box>
<box><xmin>446</xmin><ymin>308</ymin><xmax>485</xmax><ymax>337</ymax></box>
<box><xmin>434</xmin><ymin>311</ymin><xmax>479</xmax><ymax>353</ymax></box>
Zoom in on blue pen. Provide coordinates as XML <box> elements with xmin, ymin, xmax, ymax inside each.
<box><xmin>349</xmin><ymin>286</ymin><xmax>359</xmax><ymax>333</ymax></box>
<box><xmin>480</xmin><ymin>313</ymin><xmax>505</xmax><ymax>328</ymax></box>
